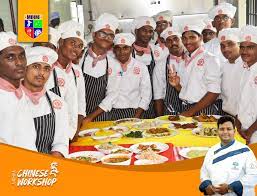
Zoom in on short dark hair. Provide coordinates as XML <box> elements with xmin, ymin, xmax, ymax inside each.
<box><xmin>182</xmin><ymin>30</ymin><xmax>202</xmax><ymax>37</ymax></box>
<box><xmin>217</xmin><ymin>115</ymin><xmax>236</xmax><ymax>129</ymax></box>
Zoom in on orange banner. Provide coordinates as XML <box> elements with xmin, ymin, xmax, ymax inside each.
<box><xmin>0</xmin><ymin>143</ymin><xmax>256</xmax><ymax>195</ymax></box>
<box><xmin>17</xmin><ymin>0</ymin><xmax>48</xmax><ymax>42</ymax></box>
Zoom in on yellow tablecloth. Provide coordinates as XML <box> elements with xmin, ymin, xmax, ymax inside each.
<box><xmin>71</xmin><ymin>119</ymin><xmax>245</xmax><ymax>147</ymax></box>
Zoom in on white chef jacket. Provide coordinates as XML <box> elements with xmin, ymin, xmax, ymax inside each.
<box><xmin>99</xmin><ymin>57</ymin><xmax>152</xmax><ymax>112</ymax></box>
<box><xmin>200</xmin><ymin>140</ymin><xmax>257</xmax><ymax>196</ymax></box>
<box><xmin>155</xmin><ymin>42</ymin><xmax>170</xmax><ymax>58</ymax></box>
<box><xmin>204</xmin><ymin>37</ymin><xmax>227</xmax><ymax>62</ymax></box>
<box><xmin>46</xmin><ymin>66</ymin><xmax>78</xmax><ymax>139</ymax></box>
<box><xmin>179</xmin><ymin>47</ymin><xmax>221</xmax><ymax>104</ymax></box>
<box><xmin>24</xmin><ymin>91</ymin><xmax>69</xmax><ymax>157</ymax></box>
<box><xmin>237</xmin><ymin>62</ymin><xmax>257</xmax><ymax>143</ymax></box>
<box><xmin>221</xmin><ymin>57</ymin><xmax>244</xmax><ymax>116</ymax></box>
<box><xmin>0</xmin><ymin>89</ymin><xmax>37</xmax><ymax>151</ymax></box>
<box><xmin>153</xmin><ymin>54</ymin><xmax>184</xmax><ymax>100</ymax></box>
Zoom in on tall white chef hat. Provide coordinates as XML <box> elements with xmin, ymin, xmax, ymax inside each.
<box><xmin>132</xmin><ymin>16</ymin><xmax>156</xmax><ymax>33</ymax></box>
<box><xmin>94</xmin><ymin>13</ymin><xmax>119</xmax><ymax>33</ymax></box>
<box><xmin>26</xmin><ymin>46</ymin><xmax>58</xmax><ymax>66</ymax></box>
<box><xmin>208</xmin><ymin>2</ymin><xmax>237</xmax><ymax>20</ymax></box>
<box><xmin>58</xmin><ymin>20</ymin><xmax>86</xmax><ymax>46</ymax></box>
<box><xmin>49</xmin><ymin>27</ymin><xmax>61</xmax><ymax>48</ymax></box>
<box><xmin>0</xmin><ymin>31</ymin><xmax>20</xmax><ymax>52</ymax></box>
<box><xmin>50</xmin><ymin>12</ymin><xmax>60</xmax><ymax>21</ymax></box>
<box><xmin>114</xmin><ymin>33</ymin><xmax>135</xmax><ymax>46</ymax></box>
<box><xmin>202</xmin><ymin>19</ymin><xmax>217</xmax><ymax>33</ymax></box>
<box><xmin>239</xmin><ymin>25</ymin><xmax>257</xmax><ymax>44</ymax></box>
<box><xmin>218</xmin><ymin>28</ymin><xmax>240</xmax><ymax>43</ymax></box>
<box><xmin>160</xmin><ymin>26</ymin><xmax>181</xmax><ymax>41</ymax></box>
<box><xmin>153</xmin><ymin>10</ymin><xmax>173</xmax><ymax>23</ymax></box>
<box><xmin>180</xmin><ymin>22</ymin><xmax>205</xmax><ymax>35</ymax></box>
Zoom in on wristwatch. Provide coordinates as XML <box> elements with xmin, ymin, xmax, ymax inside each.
<box><xmin>228</xmin><ymin>185</ymin><xmax>233</xmax><ymax>193</ymax></box>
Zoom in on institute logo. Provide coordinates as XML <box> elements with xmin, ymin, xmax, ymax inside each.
<box><xmin>24</xmin><ymin>14</ymin><xmax>43</xmax><ymax>39</ymax></box>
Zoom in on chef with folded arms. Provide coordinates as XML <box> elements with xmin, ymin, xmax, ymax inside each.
<box><xmin>97</xmin><ymin>33</ymin><xmax>151</xmax><ymax>120</ymax></box>
<box><xmin>202</xmin><ymin>19</ymin><xmax>217</xmax><ymax>44</ymax></box>
<box><xmin>80</xmin><ymin>13</ymin><xmax>119</xmax><ymax>122</ymax></box>
<box><xmin>153</xmin><ymin>26</ymin><xmax>184</xmax><ymax>116</ymax></box>
<box><xmin>153</xmin><ymin>10</ymin><xmax>173</xmax><ymax>57</ymax></box>
<box><xmin>21</xmin><ymin>46</ymin><xmax>69</xmax><ymax>157</ymax></box>
<box><xmin>205</xmin><ymin>2</ymin><xmax>237</xmax><ymax>62</ymax></box>
<box><xmin>57</xmin><ymin>20</ymin><xmax>86</xmax><ymax>139</ymax></box>
<box><xmin>0</xmin><ymin>31</ymin><xmax>37</xmax><ymax>150</ymax></box>
<box><xmin>236</xmin><ymin>25</ymin><xmax>257</xmax><ymax>144</ymax></box>
<box><xmin>132</xmin><ymin>16</ymin><xmax>165</xmax><ymax>118</ymax></box>
<box><xmin>169</xmin><ymin>23</ymin><xmax>221</xmax><ymax>116</ymax></box>
<box><xmin>199</xmin><ymin>116</ymin><xmax>257</xmax><ymax>196</ymax></box>
<box><xmin>218</xmin><ymin>28</ymin><xmax>243</xmax><ymax>116</ymax></box>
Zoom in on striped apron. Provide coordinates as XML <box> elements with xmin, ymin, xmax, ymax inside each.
<box><xmin>132</xmin><ymin>49</ymin><xmax>156</xmax><ymax>119</ymax></box>
<box><xmin>109</xmin><ymin>108</ymin><xmax>136</xmax><ymax>121</ymax></box>
<box><xmin>34</xmin><ymin>92</ymin><xmax>55</xmax><ymax>154</ymax></box>
<box><xmin>216</xmin><ymin>99</ymin><xmax>226</xmax><ymax>115</ymax></box>
<box><xmin>49</xmin><ymin>68</ymin><xmax>61</xmax><ymax>97</ymax></box>
<box><xmin>181</xmin><ymin>99</ymin><xmax>219</xmax><ymax>116</ymax></box>
<box><xmin>164</xmin><ymin>55</ymin><xmax>182</xmax><ymax>115</ymax></box>
<box><xmin>81</xmin><ymin>50</ymin><xmax>110</xmax><ymax>121</ymax></box>
<box><xmin>71</xmin><ymin>67</ymin><xmax>77</xmax><ymax>86</ymax></box>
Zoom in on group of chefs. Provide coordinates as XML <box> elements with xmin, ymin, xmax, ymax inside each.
<box><xmin>1</xmin><ymin>2</ymin><xmax>257</xmax><ymax>157</ymax></box>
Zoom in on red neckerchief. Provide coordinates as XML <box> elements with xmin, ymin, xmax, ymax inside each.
<box><xmin>0</xmin><ymin>77</ymin><xmax>23</xmax><ymax>99</ymax></box>
<box><xmin>21</xmin><ymin>84</ymin><xmax>46</xmax><ymax>105</ymax></box>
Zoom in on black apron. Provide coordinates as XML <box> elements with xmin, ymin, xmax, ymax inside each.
<box><xmin>181</xmin><ymin>99</ymin><xmax>220</xmax><ymax>116</ymax></box>
<box><xmin>109</xmin><ymin>108</ymin><xmax>136</xmax><ymax>121</ymax></box>
<box><xmin>49</xmin><ymin>68</ymin><xmax>61</xmax><ymax>97</ymax></box>
<box><xmin>34</xmin><ymin>92</ymin><xmax>55</xmax><ymax>154</ymax></box>
<box><xmin>132</xmin><ymin>48</ymin><xmax>156</xmax><ymax>119</ymax></box>
<box><xmin>81</xmin><ymin>50</ymin><xmax>110</xmax><ymax>121</ymax></box>
<box><xmin>164</xmin><ymin>55</ymin><xmax>182</xmax><ymax>115</ymax></box>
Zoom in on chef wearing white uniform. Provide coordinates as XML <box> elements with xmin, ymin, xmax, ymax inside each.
<box><xmin>80</xmin><ymin>13</ymin><xmax>119</xmax><ymax>122</ymax></box>
<box><xmin>21</xmin><ymin>46</ymin><xmax>69</xmax><ymax>157</ymax></box>
<box><xmin>153</xmin><ymin>10</ymin><xmax>173</xmax><ymax>57</ymax></box>
<box><xmin>199</xmin><ymin>116</ymin><xmax>257</xmax><ymax>196</ymax></box>
<box><xmin>202</xmin><ymin>19</ymin><xmax>217</xmax><ymax>44</ymax></box>
<box><xmin>37</xmin><ymin>27</ymin><xmax>79</xmax><ymax>140</ymax></box>
<box><xmin>169</xmin><ymin>23</ymin><xmax>221</xmax><ymax>116</ymax></box>
<box><xmin>57</xmin><ymin>20</ymin><xmax>86</xmax><ymax>139</ymax></box>
<box><xmin>237</xmin><ymin>25</ymin><xmax>257</xmax><ymax>144</ymax></box>
<box><xmin>132</xmin><ymin>16</ymin><xmax>166</xmax><ymax>118</ymax></box>
<box><xmin>99</xmin><ymin>33</ymin><xmax>151</xmax><ymax>120</ymax></box>
<box><xmin>218</xmin><ymin>28</ymin><xmax>243</xmax><ymax>116</ymax></box>
<box><xmin>204</xmin><ymin>2</ymin><xmax>237</xmax><ymax>62</ymax></box>
<box><xmin>153</xmin><ymin>27</ymin><xmax>184</xmax><ymax>116</ymax></box>
<box><xmin>0</xmin><ymin>32</ymin><xmax>37</xmax><ymax>151</ymax></box>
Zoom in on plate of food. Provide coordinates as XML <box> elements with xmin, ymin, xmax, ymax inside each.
<box><xmin>179</xmin><ymin>147</ymin><xmax>209</xmax><ymax>159</ymax></box>
<box><xmin>114</xmin><ymin>118</ymin><xmax>142</xmax><ymax>127</ymax></box>
<box><xmin>192</xmin><ymin>127</ymin><xmax>218</xmax><ymax>138</ymax></box>
<box><xmin>68</xmin><ymin>151</ymin><xmax>105</xmax><ymax>163</ymax></box>
<box><xmin>171</xmin><ymin>122</ymin><xmax>199</xmax><ymax>130</ymax></box>
<box><xmin>132</xmin><ymin>120</ymin><xmax>164</xmax><ymax>130</ymax></box>
<box><xmin>143</xmin><ymin>128</ymin><xmax>178</xmax><ymax>138</ymax></box>
<box><xmin>135</xmin><ymin>151</ymin><xmax>169</xmax><ymax>164</ymax></box>
<box><xmin>110</xmin><ymin>148</ymin><xmax>133</xmax><ymax>156</ymax></box>
<box><xmin>78</xmin><ymin>128</ymin><xmax>99</xmax><ymax>137</ymax></box>
<box><xmin>124</xmin><ymin>130</ymin><xmax>143</xmax><ymax>138</ymax></box>
<box><xmin>192</xmin><ymin>114</ymin><xmax>221</xmax><ymax>123</ymax></box>
<box><xmin>91</xmin><ymin>128</ymin><xmax>122</xmax><ymax>141</ymax></box>
<box><xmin>156</xmin><ymin>115</ymin><xmax>189</xmax><ymax>123</ymax></box>
<box><xmin>101</xmin><ymin>153</ymin><xmax>131</xmax><ymax>165</ymax></box>
<box><xmin>103</xmin><ymin>126</ymin><xmax>129</xmax><ymax>133</ymax></box>
<box><xmin>130</xmin><ymin>142</ymin><xmax>169</xmax><ymax>154</ymax></box>
<box><xmin>95</xmin><ymin>142</ymin><xmax>122</xmax><ymax>154</ymax></box>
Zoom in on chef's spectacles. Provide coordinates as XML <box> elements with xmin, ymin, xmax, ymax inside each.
<box><xmin>240</xmin><ymin>45</ymin><xmax>257</xmax><ymax>51</ymax></box>
<box><xmin>97</xmin><ymin>31</ymin><xmax>115</xmax><ymax>40</ymax></box>
<box><xmin>214</xmin><ymin>15</ymin><xmax>230</xmax><ymax>22</ymax></box>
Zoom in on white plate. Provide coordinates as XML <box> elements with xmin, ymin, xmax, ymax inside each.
<box><xmin>114</xmin><ymin>118</ymin><xmax>142</xmax><ymax>125</ymax></box>
<box><xmin>95</xmin><ymin>143</ymin><xmax>123</xmax><ymax>154</ymax></box>
<box><xmin>129</xmin><ymin>142</ymin><xmax>169</xmax><ymax>154</ymax></box>
<box><xmin>135</xmin><ymin>154</ymin><xmax>168</xmax><ymax>163</ymax></box>
<box><xmin>78</xmin><ymin>128</ymin><xmax>99</xmax><ymax>137</ymax></box>
<box><xmin>91</xmin><ymin>130</ymin><xmax>123</xmax><ymax>141</ymax></box>
<box><xmin>110</xmin><ymin>148</ymin><xmax>133</xmax><ymax>156</ymax></box>
<box><xmin>155</xmin><ymin>115</ymin><xmax>190</xmax><ymax>123</ymax></box>
<box><xmin>101</xmin><ymin>153</ymin><xmax>131</xmax><ymax>165</ymax></box>
<box><xmin>192</xmin><ymin>115</ymin><xmax>221</xmax><ymax>123</ymax></box>
<box><xmin>179</xmin><ymin>147</ymin><xmax>209</xmax><ymax>159</ymax></box>
<box><xmin>170</xmin><ymin>122</ymin><xmax>201</xmax><ymax>130</ymax></box>
<box><xmin>142</xmin><ymin>128</ymin><xmax>178</xmax><ymax>138</ymax></box>
<box><xmin>103</xmin><ymin>126</ymin><xmax>129</xmax><ymax>133</ymax></box>
<box><xmin>192</xmin><ymin>128</ymin><xmax>218</xmax><ymax>138</ymax></box>
<box><xmin>134</xmin><ymin>159</ymin><xmax>167</xmax><ymax>165</ymax></box>
<box><xmin>132</xmin><ymin>120</ymin><xmax>164</xmax><ymax>130</ymax></box>
<box><xmin>68</xmin><ymin>151</ymin><xmax>105</xmax><ymax>163</ymax></box>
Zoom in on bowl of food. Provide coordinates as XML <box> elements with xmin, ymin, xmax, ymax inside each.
<box><xmin>192</xmin><ymin>114</ymin><xmax>220</xmax><ymax>123</ymax></box>
<box><xmin>171</xmin><ymin>122</ymin><xmax>199</xmax><ymax>130</ymax></box>
<box><xmin>101</xmin><ymin>153</ymin><xmax>131</xmax><ymax>165</ymax></box>
<box><xmin>179</xmin><ymin>147</ymin><xmax>209</xmax><ymax>159</ymax></box>
<box><xmin>124</xmin><ymin>130</ymin><xmax>143</xmax><ymax>138</ymax></box>
<box><xmin>91</xmin><ymin>129</ymin><xmax>122</xmax><ymax>141</ymax></box>
<box><xmin>143</xmin><ymin>128</ymin><xmax>178</xmax><ymax>138</ymax></box>
<box><xmin>192</xmin><ymin>127</ymin><xmax>218</xmax><ymax>137</ymax></box>
<box><xmin>95</xmin><ymin>142</ymin><xmax>122</xmax><ymax>154</ymax></box>
<box><xmin>135</xmin><ymin>151</ymin><xmax>168</xmax><ymax>164</ymax></box>
<box><xmin>68</xmin><ymin>151</ymin><xmax>105</xmax><ymax>163</ymax></box>
<box><xmin>130</xmin><ymin>142</ymin><xmax>169</xmax><ymax>154</ymax></box>
<box><xmin>156</xmin><ymin>115</ymin><xmax>189</xmax><ymax>123</ymax></box>
<box><xmin>103</xmin><ymin>126</ymin><xmax>129</xmax><ymax>133</ymax></box>
<box><xmin>132</xmin><ymin>120</ymin><xmax>164</xmax><ymax>130</ymax></box>
<box><xmin>110</xmin><ymin>148</ymin><xmax>133</xmax><ymax>156</ymax></box>
<box><xmin>78</xmin><ymin>128</ymin><xmax>99</xmax><ymax>137</ymax></box>
<box><xmin>114</xmin><ymin>118</ymin><xmax>142</xmax><ymax>127</ymax></box>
